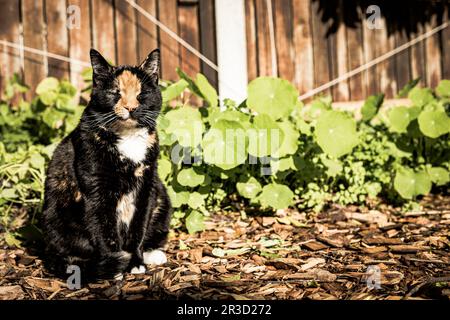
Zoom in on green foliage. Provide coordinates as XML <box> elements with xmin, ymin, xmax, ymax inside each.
<box><xmin>1</xmin><ymin>72</ymin><xmax>449</xmax><ymax>239</ymax></box>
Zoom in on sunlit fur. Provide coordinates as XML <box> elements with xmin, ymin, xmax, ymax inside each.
<box><xmin>42</xmin><ymin>49</ymin><xmax>172</xmax><ymax>281</ymax></box>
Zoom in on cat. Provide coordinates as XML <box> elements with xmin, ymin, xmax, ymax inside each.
<box><xmin>42</xmin><ymin>48</ymin><xmax>172</xmax><ymax>281</ymax></box>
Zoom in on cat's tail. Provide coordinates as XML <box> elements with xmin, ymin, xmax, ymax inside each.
<box><xmin>46</xmin><ymin>251</ymin><xmax>131</xmax><ymax>282</ymax></box>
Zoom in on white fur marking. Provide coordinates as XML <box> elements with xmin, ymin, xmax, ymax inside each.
<box><xmin>114</xmin><ymin>273</ymin><xmax>124</xmax><ymax>281</ymax></box>
<box><xmin>143</xmin><ymin>250</ymin><xmax>167</xmax><ymax>265</ymax></box>
<box><xmin>130</xmin><ymin>265</ymin><xmax>146</xmax><ymax>274</ymax></box>
<box><xmin>116</xmin><ymin>127</ymin><xmax>149</xmax><ymax>163</ymax></box>
<box><xmin>116</xmin><ymin>191</ymin><xmax>136</xmax><ymax>227</ymax></box>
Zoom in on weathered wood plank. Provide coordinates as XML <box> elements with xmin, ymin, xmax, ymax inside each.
<box><xmin>199</xmin><ymin>0</ymin><xmax>217</xmax><ymax>88</ymax></box>
<box><xmin>409</xmin><ymin>5</ymin><xmax>426</xmax><ymax>85</ymax></box>
<box><xmin>394</xmin><ymin>29</ymin><xmax>411</xmax><ymax>92</ymax></box>
<box><xmin>273</xmin><ymin>0</ymin><xmax>294</xmax><ymax>83</ymax></box>
<box><xmin>255</xmin><ymin>0</ymin><xmax>273</xmax><ymax>76</ymax></box>
<box><xmin>441</xmin><ymin>6</ymin><xmax>450</xmax><ymax>80</ymax></box>
<box><xmin>292</xmin><ymin>0</ymin><xmax>314</xmax><ymax>96</ymax></box>
<box><xmin>22</xmin><ymin>0</ymin><xmax>46</xmax><ymax>98</ymax></box>
<box><xmin>178</xmin><ymin>2</ymin><xmax>200</xmax><ymax>77</ymax></box>
<box><xmin>91</xmin><ymin>0</ymin><xmax>116</xmax><ymax>64</ymax></box>
<box><xmin>46</xmin><ymin>0</ymin><xmax>70</xmax><ymax>79</ymax></box>
<box><xmin>345</xmin><ymin>10</ymin><xmax>365</xmax><ymax>101</ymax></box>
<box><xmin>310</xmin><ymin>0</ymin><xmax>331</xmax><ymax>97</ymax></box>
<box><xmin>0</xmin><ymin>0</ymin><xmax>21</xmax><ymax>91</ymax></box>
<box><xmin>245</xmin><ymin>0</ymin><xmax>258</xmax><ymax>81</ymax></box>
<box><xmin>68</xmin><ymin>0</ymin><xmax>91</xmax><ymax>91</ymax></box>
<box><xmin>136</xmin><ymin>0</ymin><xmax>158</xmax><ymax>63</ymax></box>
<box><xmin>158</xmin><ymin>0</ymin><xmax>179</xmax><ymax>81</ymax></box>
<box><xmin>362</xmin><ymin>16</ymin><xmax>378</xmax><ymax>96</ymax></box>
<box><xmin>115</xmin><ymin>0</ymin><xmax>138</xmax><ymax>65</ymax></box>
<box><xmin>425</xmin><ymin>14</ymin><xmax>442</xmax><ymax>88</ymax></box>
<box><xmin>375</xmin><ymin>18</ymin><xmax>397</xmax><ymax>99</ymax></box>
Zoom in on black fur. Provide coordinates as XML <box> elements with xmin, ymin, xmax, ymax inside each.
<box><xmin>42</xmin><ymin>49</ymin><xmax>172</xmax><ymax>281</ymax></box>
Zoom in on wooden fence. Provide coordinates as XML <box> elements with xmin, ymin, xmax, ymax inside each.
<box><xmin>0</xmin><ymin>0</ymin><xmax>217</xmax><ymax>100</ymax></box>
<box><xmin>0</xmin><ymin>0</ymin><xmax>449</xmax><ymax>102</ymax></box>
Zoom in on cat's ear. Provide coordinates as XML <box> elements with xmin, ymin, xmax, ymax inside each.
<box><xmin>90</xmin><ymin>49</ymin><xmax>112</xmax><ymax>85</ymax></box>
<box><xmin>139</xmin><ymin>48</ymin><xmax>160</xmax><ymax>84</ymax></box>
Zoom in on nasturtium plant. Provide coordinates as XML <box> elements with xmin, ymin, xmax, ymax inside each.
<box><xmin>258</xmin><ymin>183</ymin><xmax>294</xmax><ymax>209</ymax></box>
<box><xmin>315</xmin><ymin>110</ymin><xmax>359</xmax><ymax>158</ymax></box>
<box><xmin>417</xmin><ymin>110</ymin><xmax>450</xmax><ymax>138</ymax></box>
<box><xmin>387</xmin><ymin>106</ymin><xmax>413</xmax><ymax>133</ymax></box>
<box><xmin>167</xmin><ymin>186</ymin><xmax>189</xmax><ymax>208</ymax></box>
<box><xmin>177</xmin><ymin>168</ymin><xmax>205</xmax><ymax>187</ymax></box>
<box><xmin>161</xmin><ymin>79</ymin><xmax>188</xmax><ymax>103</ymax></box>
<box><xmin>247</xmin><ymin>114</ymin><xmax>284</xmax><ymax>157</ymax></box>
<box><xmin>436</xmin><ymin>79</ymin><xmax>450</xmax><ymax>97</ymax></box>
<box><xmin>394</xmin><ymin>168</ymin><xmax>432</xmax><ymax>199</ymax></box>
<box><xmin>408</xmin><ymin>87</ymin><xmax>434</xmax><ymax>107</ymax></box>
<box><xmin>236</xmin><ymin>177</ymin><xmax>262</xmax><ymax>199</ymax></box>
<box><xmin>202</xmin><ymin>119</ymin><xmax>248</xmax><ymax>170</ymax></box>
<box><xmin>427</xmin><ymin>167</ymin><xmax>449</xmax><ymax>186</ymax></box>
<box><xmin>164</xmin><ymin>107</ymin><xmax>204</xmax><ymax>148</ymax></box>
<box><xmin>185</xmin><ymin>210</ymin><xmax>205</xmax><ymax>234</ymax></box>
<box><xmin>247</xmin><ymin>77</ymin><xmax>299</xmax><ymax>120</ymax></box>
<box><xmin>195</xmin><ymin>73</ymin><xmax>218</xmax><ymax>107</ymax></box>
<box><xmin>361</xmin><ymin>94</ymin><xmax>384</xmax><ymax>121</ymax></box>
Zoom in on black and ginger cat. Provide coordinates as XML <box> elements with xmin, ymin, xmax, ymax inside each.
<box><xmin>42</xmin><ymin>48</ymin><xmax>172</xmax><ymax>281</ymax></box>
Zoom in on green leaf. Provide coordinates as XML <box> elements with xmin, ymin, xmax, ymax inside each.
<box><xmin>247</xmin><ymin>77</ymin><xmax>299</xmax><ymax>120</ymax></box>
<box><xmin>435</xmin><ymin>79</ymin><xmax>450</xmax><ymax>97</ymax></box>
<box><xmin>161</xmin><ymin>79</ymin><xmax>189</xmax><ymax>103</ymax></box>
<box><xmin>176</xmin><ymin>68</ymin><xmax>204</xmax><ymax>98</ymax></box>
<box><xmin>177</xmin><ymin>168</ymin><xmax>205</xmax><ymax>187</ymax></box>
<box><xmin>271</xmin><ymin>156</ymin><xmax>296</xmax><ymax>173</ymax></box>
<box><xmin>427</xmin><ymin>167</ymin><xmax>449</xmax><ymax>186</ymax></box>
<box><xmin>408</xmin><ymin>87</ymin><xmax>434</xmax><ymax>107</ymax></box>
<box><xmin>248</xmin><ymin>114</ymin><xmax>284</xmax><ymax>157</ymax></box>
<box><xmin>397</xmin><ymin>78</ymin><xmax>420</xmax><ymax>98</ymax></box>
<box><xmin>42</xmin><ymin>108</ymin><xmax>65</xmax><ymax>129</ymax></box>
<box><xmin>187</xmin><ymin>192</ymin><xmax>206</xmax><ymax>209</ymax></box>
<box><xmin>361</xmin><ymin>94</ymin><xmax>384</xmax><ymax>121</ymax></box>
<box><xmin>272</xmin><ymin>121</ymin><xmax>299</xmax><ymax>158</ymax></box>
<box><xmin>417</xmin><ymin>110</ymin><xmax>450</xmax><ymax>138</ymax></box>
<box><xmin>0</xmin><ymin>188</ymin><xmax>18</xmax><ymax>199</ymax></box>
<box><xmin>394</xmin><ymin>168</ymin><xmax>431</xmax><ymax>199</ymax></box>
<box><xmin>167</xmin><ymin>186</ymin><xmax>189</xmax><ymax>208</ymax></box>
<box><xmin>320</xmin><ymin>155</ymin><xmax>343</xmax><ymax>177</ymax></box>
<box><xmin>258</xmin><ymin>183</ymin><xmax>294</xmax><ymax>209</ymax></box>
<box><xmin>236</xmin><ymin>177</ymin><xmax>262</xmax><ymax>199</ymax></box>
<box><xmin>5</xmin><ymin>233</ymin><xmax>21</xmax><ymax>248</ymax></box>
<box><xmin>315</xmin><ymin>110</ymin><xmax>359</xmax><ymax>158</ymax></box>
<box><xmin>165</xmin><ymin>107</ymin><xmax>204</xmax><ymax>148</ymax></box>
<box><xmin>202</xmin><ymin>119</ymin><xmax>248</xmax><ymax>170</ymax></box>
<box><xmin>158</xmin><ymin>158</ymin><xmax>172</xmax><ymax>181</ymax></box>
<box><xmin>387</xmin><ymin>106</ymin><xmax>413</xmax><ymax>133</ymax></box>
<box><xmin>28</xmin><ymin>152</ymin><xmax>45</xmax><ymax>170</ymax></box>
<box><xmin>36</xmin><ymin>77</ymin><xmax>59</xmax><ymax>95</ymax></box>
<box><xmin>195</xmin><ymin>73</ymin><xmax>218</xmax><ymax>107</ymax></box>
<box><xmin>185</xmin><ymin>210</ymin><xmax>205</xmax><ymax>234</ymax></box>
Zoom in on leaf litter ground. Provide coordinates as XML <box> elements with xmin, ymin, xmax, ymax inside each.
<box><xmin>0</xmin><ymin>195</ymin><xmax>449</xmax><ymax>300</ymax></box>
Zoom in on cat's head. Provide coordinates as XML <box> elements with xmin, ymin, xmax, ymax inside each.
<box><xmin>85</xmin><ymin>48</ymin><xmax>161</xmax><ymax>131</ymax></box>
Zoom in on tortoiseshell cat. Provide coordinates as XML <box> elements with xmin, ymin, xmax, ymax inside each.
<box><xmin>42</xmin><ymin>49</ymin><xmax>172</xmax><ymax>281</ymax></box>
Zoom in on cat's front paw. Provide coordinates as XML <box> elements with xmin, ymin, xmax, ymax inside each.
<box><xmin>130</xmin><ymin>265</ymin><xmax>146</xmax><ymax>274</ymax></box>
<box><xmin>143</xmin><ymin>249</ymin><xmax>167</xmax><ymax>265</ymax></box>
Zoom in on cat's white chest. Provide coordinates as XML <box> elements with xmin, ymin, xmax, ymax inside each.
<box><xmin>116</xmin><ymin>128</ymin><xmax>149</xmax><ymax>163</ymax></box>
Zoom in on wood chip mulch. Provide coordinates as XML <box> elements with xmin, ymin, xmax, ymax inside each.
<box><xmin>0</xmin><ymin>195</ymin><xmax>449</xmax><ymax>300</ymax></box>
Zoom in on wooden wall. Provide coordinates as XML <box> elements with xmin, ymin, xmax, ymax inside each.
<box><xmin>245</xmin><ymin>0</ymin><xmax>450</xmax><ymax>101</ymax></box>
<box><xmin>0</xmin><ymin>0</ymin><xmax>217</xmax><ymax>97</ymax></box>
<box><xmin>1</xmin><ymin>0</ymin><xmax>449</xmax><ymax>102</ymax></box>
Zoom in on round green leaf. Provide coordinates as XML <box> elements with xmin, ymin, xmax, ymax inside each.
<box><xmin>195</xmin><ymin>73</ymin><xmax>218</xmax><ymax>107</ymax></box>
<box><xmin>158</xmin><ymin>158</ymin><xmax>172</xmax><ymax>181</ymax></box>
<box><xmin>408</xmin><ymin>87</ymin><xmax>434</xmax><ymax>107</ymax></box>
<box><xmin>36</xmin><ymin>77</ymin><xmax>59</xmax><ymax>95</ymax></box>
<box><xmin>427</xmin><ymin>167</ymin><xmax>449</xmax><ymax>186</ymax></box>
<box><xmin>165</xmin><ymin>107</ymin><xmax>204</xmax><ymax>148</ymax></box>
<box><xmin>315</xmin><ymin>110</ymin><xmax>359</xmax><ymax>158</ymax></box>
<box><xmin>258</xmin><ymin>183</ymin><xmax>294</xmax><ymax>209</ymax></box>
<box><xmin>202</xmin><ymin>119</ymin><xmax>248</xmax><ymax>170</ymax></box>
<box><xmin>236</xmin><ymin>177</ymin><xmax>262</xmax><ymax>199</ymax></box>
<box><xmin>177</xmin><ymin>168</ymin><xmax>205</xmax><ymax>187</ymax></box>
<box><xmin>248</xmin><ymin>114</ymin><xmax>284</xmax><ymax>157</ymax></box>
<box><xmin>247</xmin><ymin>77</ymin><xmax>298</xmax><ymax>120</ymax></box>
<box><xmin>417</xmin><ymin>110</ymin><xmax>450</xmax><ymax>138</ymax></box>
<box><xmin>387</xmin><ymin>106</ymin><xmax>413</xmax><ymax>133</ymax></box>
<box><xmin>436</xmin><ymin>79</ymin><xmax>450</xmax><ymax>97</ymax></box>
<box><xmin>185</xmin><ymin>210</ymin><xmax>205</xmax><ymax>234</ymax></box>
<box><xmin>272</xmin><ymin>121</ymin><xmax>299</xmax><ymax>158</ymax></box>
<box><xmin>167</xmin><ymin>186</ymin><xmax>189</xmax><ymax>208</ymax></box>
<box><xmin>188</xmin><ymin>192</ymin><xmax>206</xmax><ymax>209</ymax></box>
<box><xmin>394</xmin><ymin>168</ymin><xmax>432</xmax><ymax>200</ymax></box>
<box><xmin>161</xmin><ymin>79</ymin><xmax>189</xmax><ymax>103</ymax></box>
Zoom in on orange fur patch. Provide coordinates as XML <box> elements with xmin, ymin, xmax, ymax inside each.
<box><xmin>114</xmin><ymin>71</ymin><xmax>141</xmax><ymax>116</ymax></box>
